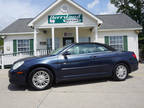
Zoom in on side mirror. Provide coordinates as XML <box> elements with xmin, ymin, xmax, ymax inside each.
<box><xmin>63</xmin><ymin>51</ymin><xmax>71</xmax><ymax>56</ymax></box>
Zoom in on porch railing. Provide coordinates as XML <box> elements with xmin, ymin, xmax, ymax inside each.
<box><xmin>36</xmin><ymin>49</ymin><xmax>52</xmax><ymax>56</ymax></box>
<box><xmin>0</xmin><ymin>49</ymin><xmax>52</xmax><ymax>69</ymax></box>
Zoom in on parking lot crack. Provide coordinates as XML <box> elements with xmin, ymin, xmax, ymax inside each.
<box><xmin>36</xmin><ymin>89</ymin><xmax>53</xmax><ymax>108</ymax></box>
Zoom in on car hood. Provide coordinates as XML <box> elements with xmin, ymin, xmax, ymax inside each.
<box><xmin>14</xmin><ymin>55</ymin><xmax>55</xmax><ymax>63</ymax></box>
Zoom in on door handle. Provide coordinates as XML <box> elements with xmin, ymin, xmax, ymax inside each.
<box><xmin>90</xmin><ymin>56</ymin><xmax>97</xmax><ymax>59</ymax></box>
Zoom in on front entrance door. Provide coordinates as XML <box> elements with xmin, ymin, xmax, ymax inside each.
<box><xmin>63</xmin><ymin>37</ymin><xmax>74</xmax><ymax>46</ymax></box>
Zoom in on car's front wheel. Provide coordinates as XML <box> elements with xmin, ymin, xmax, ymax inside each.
<box><xmin>113</xmin><ymin>63</ymin><xmax>128</xmax><ymax>81</ymax></box>
<box><xmin>28</xmin><ymin>67</ymin><xmax>53</xmax><ymax>90</ymax></box>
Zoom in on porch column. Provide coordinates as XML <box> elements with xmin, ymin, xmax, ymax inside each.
<box><xmin>76</xmin><ymin>26</ymin><xmax>79</xmax><ymax>43</ymax></box>
<box><xmin>34</xmin><ymin>28</ymin><xmax>37</xmax><ymax>56</ymax></box>
<box><xmin>51</xmin><ymin>27</ymin><xmax>55</xmax><ymax>50</ymax></box>
<box><xmin>94</xmin><ymin>25</ymin><xmax>98</xmax><ymax>42</ymax></box>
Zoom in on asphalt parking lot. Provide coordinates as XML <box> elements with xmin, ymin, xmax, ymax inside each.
<box><xmin>0</xmin><ymin>64</ymin><xmax>144</xmax><ymax>108</ymax></box>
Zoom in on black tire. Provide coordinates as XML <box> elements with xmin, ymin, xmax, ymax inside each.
<box><xmin>28</xmin><ymin>67</ymin><xmax>54</xmax><ymax>90</ymax></box>
<box><xmin>112</xmin><ymin>63</ymin><xmax>129</xmax><ymax>81</ymax></box>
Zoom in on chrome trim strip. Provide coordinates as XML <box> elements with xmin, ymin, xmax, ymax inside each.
<box><xmin>61</xmin><ymin>64</ymin><xmax>105</xmax><ymax>71</ymax></box>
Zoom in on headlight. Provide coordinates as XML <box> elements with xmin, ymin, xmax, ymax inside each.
<box><xmin>12</xmin><ymin>61</ymin><xmax>24</xmax><ymax>70</ymax></box>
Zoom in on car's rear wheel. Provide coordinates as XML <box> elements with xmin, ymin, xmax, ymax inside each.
<box><xmin>113</xmin><ymin>63</ymin><xmax>128</xmax><ymax>81</ymax></box>
<box><xmin>28</xmin><ymin>67</ymin><xmax>53</xmax><ymax>90</ymax></box>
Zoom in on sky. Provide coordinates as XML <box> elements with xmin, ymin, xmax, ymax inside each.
<box><xmin>0</xmin><ymin>0</ymin><xmax>117</xmax><ymax>31</ymax></box>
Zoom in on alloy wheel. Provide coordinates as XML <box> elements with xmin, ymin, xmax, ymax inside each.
<box><xmin>32</xmin><ymin>71</ymin><xmax>50</xmax><ymax>89</ymax></box>
<box><xmin>116</xmin><ymin>65</ymin><xmax>128</xmax><ymax>80</ymax></box>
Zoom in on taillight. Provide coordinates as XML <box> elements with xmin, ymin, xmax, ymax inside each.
<box><xmin>132</xmin><ymin>53</ymin><xmax>137</xmax><ymax>59</ymax></box>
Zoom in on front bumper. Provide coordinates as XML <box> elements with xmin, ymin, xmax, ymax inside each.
<box><xmin>9</xmin><ymin>69</ymin><xmax>27</xmax><ymax>85</ymax></box>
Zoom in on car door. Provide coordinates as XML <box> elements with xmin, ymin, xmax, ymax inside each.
<box><xmin>59</xmin><ymin>44</ymin><xmax>97</xmax><ymax>79</ymax></box>
<box><xmin>89</xmin><ymin>44</ymin><xmax>114</xmax><ymax>76</ymax></box>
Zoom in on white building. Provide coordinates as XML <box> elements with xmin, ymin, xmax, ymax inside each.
<box><xmin>0</xmin><ymin>0</ymin><xmax>142</xmax><ymax>61</ymax></box>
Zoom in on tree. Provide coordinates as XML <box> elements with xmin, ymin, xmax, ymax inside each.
<box><xmin>111</xmin><ymin>0</ymin><xmax>144</xmax><ymax>32</ymax></box>
<box><xmin>0</xmin><ymin>36</ymin><xmax>3</xmax><ymax>54</ymax></box>
<box><xmin>0</xmin><ymin>36</ymin><xmax>3</xmax><ymax>46</ymax></box>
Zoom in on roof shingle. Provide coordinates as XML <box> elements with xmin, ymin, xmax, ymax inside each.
<box><xmin>96</xmin><ymin>14</ymin><xmax>142</xmax><ymax>29</ymax></box>
<box><xmin>0</xmin><ymin>14</ymin><xmax>142</xmax><ymax>34</ymax></box>
<box><xmin>0</xmin><ymin>18</ymin><xmax>33</xmax><ymax>33</ymax></box>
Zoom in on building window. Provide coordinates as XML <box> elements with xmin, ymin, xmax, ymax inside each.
<box><xmin>17</xmin><ymin>40</ymin><xmax>30</xmax><ymax>52</ymax></box>
<box><xmin>109</xmin><ymin>36</ymin><xmax>124</xmax><ymax>51</ymax></box>
<box><xmin>47</xmin><ymin>37</ymin><xmax>60</xmax><ymax>50</ymax></box>
<box><xmin>64</xmin><ymin>32</ymin><xmax>73</xmax><ymax>37</ymax></box>
<box><xmin>79</xmin><ymin>37</ymin><xmax>91</xmax><ymax>42</ymax></box>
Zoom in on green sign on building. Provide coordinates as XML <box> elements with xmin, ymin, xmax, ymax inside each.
<box><xmin>48</xmin><ymin>14</ymin><xmax>83</xmax><ymax>24</ymax></box>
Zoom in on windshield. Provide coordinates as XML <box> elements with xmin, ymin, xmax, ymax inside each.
<box><xmin>50</xmin><ymin>44</ymin><xmax>71</xmax><ymax>55</ymax></box>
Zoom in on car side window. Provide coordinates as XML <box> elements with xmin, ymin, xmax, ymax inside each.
<box><xmin>67</xmin><ymin>44</ymin><xmax>110</xmax><ymax>55</ymax></box>
<box><xmin>95</xmin><ymin>44</ymin><xmax>109</xmax><ymax>52</ymax></box>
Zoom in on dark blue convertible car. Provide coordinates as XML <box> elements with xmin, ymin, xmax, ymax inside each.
<box><xmin>9</xmin><ymin>43</ymin><xmax>138</xmax><ymax>90</ymax></box>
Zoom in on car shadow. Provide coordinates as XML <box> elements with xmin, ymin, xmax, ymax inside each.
<box><xmin>127</xmin><ymin>75</ymin><xmax>133</xmax><ymax>79</ymax></box>
<box><xmin>54</xmin><ymin>75</ymin><xmax>134</xmax><ymax>88</ymax></box>
<box><xmin>8</xmin><ymin>84</ymin><xmax>29</xmax><ymax>91</ymax></box>
<box><xmin>53</xmin><ymin>78</ymin><xmax>110</xmax><ymax>88</ymax></box>
<box><xmin>8</xmin><ymin>75</ymin><xmax>134</xmax><ymax>91</ymax></box>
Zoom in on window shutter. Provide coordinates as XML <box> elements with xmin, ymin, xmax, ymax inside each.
<box><xmin>123</xmin><ymin>36</ymin><xmax>128</xmax><ymax>51</ymax></box>
<box><xmin>105</xmin><ymin>36</ymin><xmax>109</xmax><ymax>45</ymax></box>
<box><xmin>13</xmin><ymin>40</ymin><xmax>17</xmax><ymax>53</ymax></box>
<box><xmin>89</xmin><ymin>37</ymin><xmax>91</xmax><ymax>42</ymax></box>
<box><xmin>47</xmin><ymin>38</ymin><xmax>52</xmax><ymax>50</ymax></box>
<box><xmin>30</xmin><ymin>39</ymin><xmax>34</xmax><ymax>51</ymax></box>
